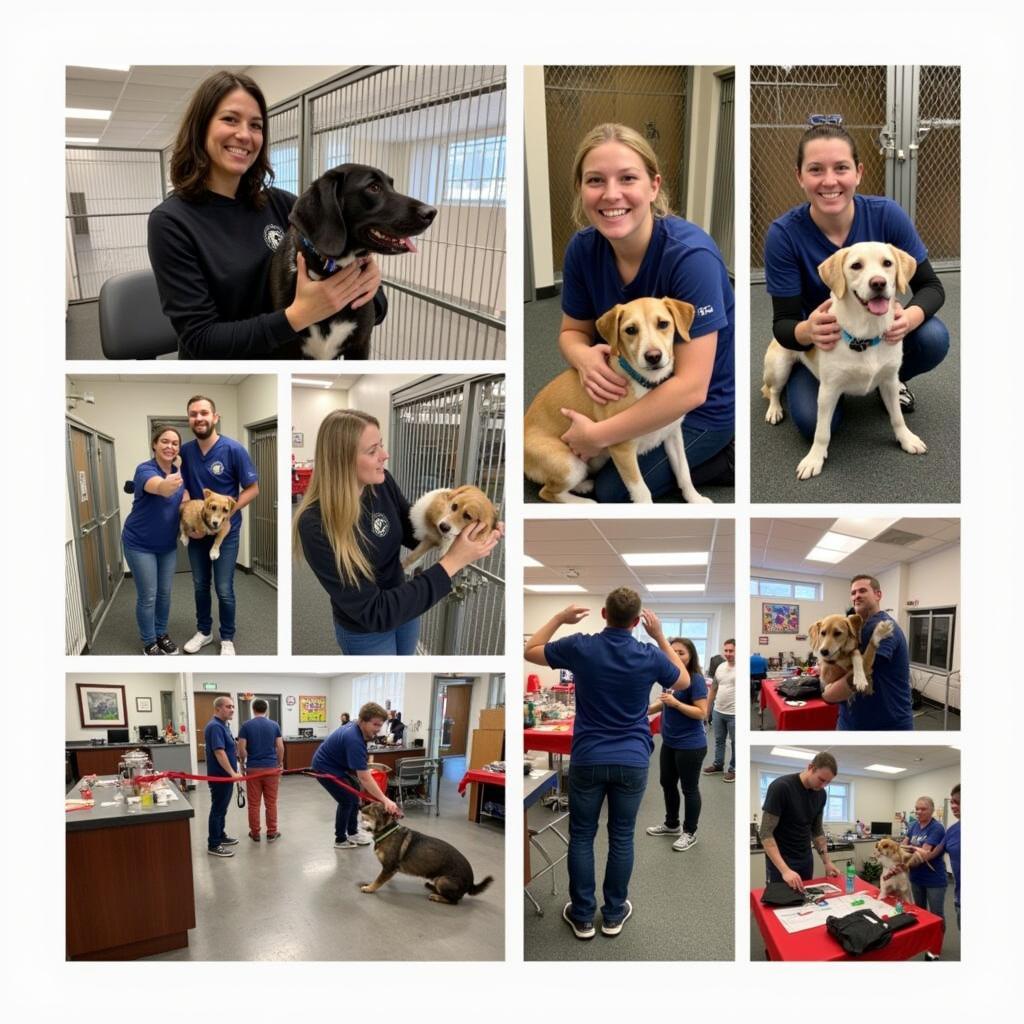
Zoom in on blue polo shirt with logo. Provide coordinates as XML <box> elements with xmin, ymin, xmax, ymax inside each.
<box><xmin>179</xmin><ymin>435</ymin><xmax>258</xmax><ymax>537</ymax></box>
<box><xmin>312</xmin><ymin>721</ymin><xmax>369</xmax><ymax>778</ymax></box>
<box><xmin>837</xmin><ymin>611</ymin><xmax>913</xmax><ymax>731</ymax></box>
<box><xmin>121</xmin><ymin>459</ymin><xmax>185</xmax><ymax>553</ymax></box>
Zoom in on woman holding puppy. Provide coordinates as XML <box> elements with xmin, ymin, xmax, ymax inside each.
<box><xmin>294</xmin><ymin>410</ymin><xmax>502</xmax><ymax>655</ymax></box>
<box><xmin>553</xmin><ymin>123</ymin><xmax>735</xmax><ymax>502</ymax></box>
<box><xmin>148</xmin><ymin>70</ymin><xmax>384</xmax><ymax>359</ymax></box>
<box><xmin>764</xmin><ymin>122</ymin><xmax>949</xmax><ymax>438</ymax></box>
<box><xmin>120</xmin><ymin>425</ymin><xmax>188</xmax><ymax>655</ymax></box>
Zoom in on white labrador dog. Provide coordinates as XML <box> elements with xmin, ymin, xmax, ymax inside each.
<box><xmin>762</xmin><ymin>241</ymin><xmax>928</xmax><ymax>480</ymax></box>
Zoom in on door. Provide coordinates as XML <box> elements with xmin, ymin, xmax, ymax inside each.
<box><xmin>146</xmin><ymin>415</ymin><xmax>191</xmax><ymax>571</ymax></box>
<box><xmin>440</xmin><ymin>683</ymin><xmax>472</xmax><ymax>757</ymax></box>
<box><xmin>193</xmin><ymin>692</ymin><xmax>231</xmax><ymax>763</ymax></box>
<box><xmin>237</xmin><ymin>693</ymin><xmax>282</xmax><ymax>727</ymax></box>
<box><xmin>248</xmin><ymin>421</ymin><xmax>278</xmax><ymax>586</ymax></box>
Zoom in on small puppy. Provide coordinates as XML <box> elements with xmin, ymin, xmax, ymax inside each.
<box><xmin>357</xmin><ymin>803</ymin><xmax>493</xmax><ymax>904</ymax></box>
<box><xmin>402</xmin><ymin>486</ymin><xmax>497</xmax><ymax>571</ymax></box>
<box><xmin>874</xmin><ymin>837</ymin><xmax>933</xmax><ymax>902</ymax></box>
<box><xmin>179</xmin><ymin>488</ymin><xmax>236</xmax><ymax>561</ymax></box>
<box><xmin>808</xmin><ymin>613</ymin><xmax>894</xmax><ymax>696</ymax></box>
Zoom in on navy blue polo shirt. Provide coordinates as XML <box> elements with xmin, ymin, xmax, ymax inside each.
<box><xmin>204</xmin><ymin>717</ymin><xmax>237</xmax><ymax>776</ymax></box>
<box><xmin>238</xmin><ymin>715</ymin><xmax>282</xmax><ymax>769</ymax></box>
<box><xmin>312</xmin><ymin>721</ymin><xmax>369</xmax><ymax>777</ymax></box>
<box><xmin>121</xmin><ymin>459</ymin><xmax>185</xmax><ymax>553</ymax></box>
<box><xmin>659</xmin><ymin>671</ymin><xmax>708</xmax><ymax>750</ymax></box>
<box><xmin>179</xmin><ymin>435</ymin><xmax>258</xmax><ymax>538</ymax></box>
<box><xmin>907</xmin><ymin>818</ymin><xmax>947</xmax><ymax>888</ymax></box>
<box><xmin>837</xmin><ymin>611</ymin><xmax>913</xmax><ymax>731</ymax></box>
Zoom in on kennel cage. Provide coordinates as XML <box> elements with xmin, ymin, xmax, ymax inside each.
<box><xmin>389</xmin><ymin>375</ymin><xmax>505</xmax><ymax>656</ymax></box>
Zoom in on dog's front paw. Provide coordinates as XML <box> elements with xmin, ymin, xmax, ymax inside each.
<box><xmin>897</xmin><ymin>430</ymin><xmax>927</xmax><ymax>455</ymax></box>
<box><xmin>796</xmin><ymin>447</ymin><xmax>827</xmax><ymax>480</ymax></box>
<box><xmin>209</xmin><ymin>548</ymin><xmax>221</xmax><ymax>561</ymax></box>
<box><xmin>872</xmin><ymin>619</ymin><xmax>895</xmax><ymax>644</ymax></box>
<box><xmin>359</xmin><ymin>883</ymin><xmax>375</xmax><ymax>894</ymax></box>
<box><xmin>853</xmin><ymin>672</ymin><xmax>870</xmax><ymax>694</ymax></box>
<box><xmin>686</xmin><ymin>493</ymin><xmax>713</xmax><ymax>505</ymax></box>
<box><xmin>765</xmin><ymin>401</ymin><xmax>784</xmax><ymax>425</ymax></box>
<box><xmin>572</xmin><ymin>478</ymin><xmax>595</xmax><ymax>495</ymax></box>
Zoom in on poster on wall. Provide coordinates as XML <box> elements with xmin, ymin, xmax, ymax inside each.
<box><xmin>762</xmin><ymin>603</ymin><xmax>800</xmax><ymax>634</ymax></box>
<box><xmin>299</xmin><ymin>695</ymin><xmax>327</xmax><ymax>723</ymax></box>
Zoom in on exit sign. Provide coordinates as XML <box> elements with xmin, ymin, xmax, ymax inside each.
<box><xmin>203</xmin><ymin>682</ymin><xmax>217</xmax><ymax>691</ymax></box>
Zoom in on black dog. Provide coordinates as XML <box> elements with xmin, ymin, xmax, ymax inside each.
<box><xmin>269</xmin><ymin>163</ymin><xmax>436</xmax><ymax>359</ymax></box>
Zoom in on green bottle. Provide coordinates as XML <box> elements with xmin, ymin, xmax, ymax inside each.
<box><xmin>845</xmin><ymin>860</ymin><xmax>856</xmax><ymax>894</ymax></box>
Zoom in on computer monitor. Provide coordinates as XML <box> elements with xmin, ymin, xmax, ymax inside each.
<box><xmin>138</xmin><ymin>725</ymin><xmax>159</xmax><ymax>741</ymax></box>
<box><xmin>298</xmin><ymin>727</ymin><xmax>314</xmax><ymax>738</ymax></box>
<box><xmin>107</xmin><ymin>728</ymin><xmax>130</xmax><ymax>744</ymax></box>
<box><xmin>870</xmin><ymin>821</ymin><xmax>893</xmax><ymax>836</ymax></box>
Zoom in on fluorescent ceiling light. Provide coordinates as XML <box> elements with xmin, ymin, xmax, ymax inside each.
<box><xmin>622</xmin><ymin>551</ymin><xmax>708</xmax><ymax>567</ymax></box>
<box><xmin>806</xmin><ymin>547</ymin><xmax>846</xmax><ymax>563</ymax></box>
<box><xmin>831</xmin><ymin>517</ymin><xmax>899</xmax><ymax>540</ymax></box>
<box><xmin>292</xmin><ymin>378</ymin><xmax>333</xmax><ymax>387</ymax></box>
<box><xmin>806</xmin><ymin>530</ymin><xmax>868</xmax><ymax>562</ymax></box>
<box><xmin>522</xmin><ymin>555</ymin><xmax>542</xmax><ymax>568</ymax></box>
<box><xmin>863</xmin><ymin>763</ymin><xmax>907</xmax><ymax>774</ymax></box>
<box><xmin>769</xmin><ymin>746</ymin><xmax>819</xmax><ymax>761</ymax></box>
<box><xmin>525</xmin><ymin>584</ymin><xmax>586</xmax><ymax>594</ymax></box>
<box><xmin>646</xmin><ymin>584</ymin><xmax>705</xmax><ymax>592</ymax></box>
<box><xmin>66</xmin><ymin>137</ymin><xmax>99</xmax><ymax>145</ymax></box>
<box><xmin>66</xmin><ymin>107</ymin><xmax>111</xmax><ymax>120</ymax></box>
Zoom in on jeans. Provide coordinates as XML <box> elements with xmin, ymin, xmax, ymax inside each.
<box><xmin>316</xmin><ymin>775</ymin><xmax>360</xmax><ymax>841</ymax></box>
<box><xmin>334</xmin><ymin>616</ymin><xmax>420</xmax><ymax>655</ymax></box>
<box><xmin>123</xmin><ymin>546</ymin><xmax>178</xmax><ymax>645</ymax></box>
<box><xmin>785</xmin><ymin>316</ymin><xmax>950</xmax><ymax>441</ymax></box>
<box><xmin>207</xmin><ymin>778</ymin><xmax>234</xmax><ymax>850</ymax></box>
<box><xmin>766</xmin><ymin>852</ymin><xmax>814</xmax><ymax>884</ymax></box>
<box><xmin>659</xmin><ymin>744</ymin><xmax>706</xmax><ymax>834</ymax></box>
<box><xmin>593</xmin><ymin>423</ymin><xmax>734</xmax><ymax>503</ymax></box>
<box><xmin>246</xmin><ymin>771</ymin><xmax>280</xmax><ymax>835</ymax></box>
<box><xmin>911</xmin><ymin>882</ymin><xmax>947</xmax><ymax>926</ymax></box>
<box><xmin>567</xmin><ymin>763</ymin><xmax>648</xmax><ymax>923</ymax></box>
<box><xmin>187</xmin><ymin>531</ymin><xmax>240</xmax><ymax>640</ymax></box>
<box><xmin>712</xmin><ymin>709</ymin><xmax>736</xmax><ymax>771</ymax></box>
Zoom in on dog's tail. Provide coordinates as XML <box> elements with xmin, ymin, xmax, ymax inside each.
<box><xmin>468</xmin><ymin>875</ymin><xmax>494</xmax><ymax>896</ymax></box>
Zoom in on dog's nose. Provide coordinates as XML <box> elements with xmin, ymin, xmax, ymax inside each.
<box><xmin>643</xmin><ymin>349</ymin><xmax>662</xmax><ymax>367</ymax></box>
<box><xmin>417</xmin><ymin>205</ymin><xmax>438</xmax><ymax>225</ymax></box>
<box><xmin>438</xmin><ymin>522</ymin><xmax>451</xmax><ymax>534</ymax></box>
<box><xmin>870</xmin><ymin>276</ymin><xmax>887</xmax><ymax>291</ymax></box>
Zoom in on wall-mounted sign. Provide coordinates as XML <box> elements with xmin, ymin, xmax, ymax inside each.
<box><xmin>759</xmin><ymin>636</ymin><xmax>769</xmax><ymax>645</ymax></box>
<box><xmin>203</xmin><ymin>682</ymin><xmax>217</xmax><ymax>691</ymax></box>
<box><xmin>292</xmin><ymin>432</ymin><xmax>304</xmax><ymax>447</ymax></box>
<box><xmin>286</xmin><ymin>695</ymin><xmax>297</xmax><ymax>706</ymax></box>
<box><xmin>299</xmin><ymin>695</ymin><xmax>327</xmax><ymax>723</ymax></box>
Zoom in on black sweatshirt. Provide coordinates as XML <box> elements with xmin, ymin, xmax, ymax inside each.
<box><xmin>147</xmin><ymin>187</ymin><xmax>387</xmax><ymax>360</ymax></box>
<box><xmin>297</xmin><ymin>471</ymin><xmax>452</xmax><ymax>634</ymax></box>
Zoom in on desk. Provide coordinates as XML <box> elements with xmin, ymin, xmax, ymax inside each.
<box><xmin>364</xmin><ymin>745</ymin><xmax>426</xmax><ymax>773</ymax></box>
<box><xmin>750</xmin><ymin>875</ymin><xmax>944</xmax><ymax>961</ymax></box>
<box><xmin>458</xmin><ymin>769</ymin><xmax>506</xmax><ymax>823</ymax></box>
<box><xmin>760</xmin><ymin>683</ymin><xmax>839</xmax><ymax>731</ymax></box>
<box><xmin>282</xmin><ymin>738</ymin><xmax>321</xmax><ymax>771</ymax></box>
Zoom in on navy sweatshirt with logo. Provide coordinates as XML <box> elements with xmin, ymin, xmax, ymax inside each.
<box><xmin>297</xmin><ymin>471</ymin><xmax>452</xmax><ymax>634</ymax></box>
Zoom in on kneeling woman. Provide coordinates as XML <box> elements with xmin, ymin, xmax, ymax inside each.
<box><xmin>294</xmin><ymin>410</ymin><xmax>501</xmax><ymax>655</ymax></box>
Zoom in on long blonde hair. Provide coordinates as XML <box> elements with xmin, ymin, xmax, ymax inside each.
<box><xmin>571</xmin><ymin>122</ymin><xmax>672</xmax><ymax>227</ymax></box>
<box><xmin>292</xmin><ymin>410</ymin><xmax>379</xmax><ymax>585</ymax></box>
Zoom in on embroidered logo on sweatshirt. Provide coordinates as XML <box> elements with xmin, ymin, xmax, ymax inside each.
<box><xmin>210</xmin><ymin>461</ymin><xmax>226</xmax><ymax>476</ymax></box>
<box><xmin>264</xmin><ymin>224</ymin><xmax>284</xmax><ymax>251</ymax></box>
<box><xmin>371</xmin><ymin>513</ymin><xmax>390</xmax><ymax>538</ymax></box>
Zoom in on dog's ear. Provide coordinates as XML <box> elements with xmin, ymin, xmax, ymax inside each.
<box><xmin>808</xmin><ymin>620</ymin><xmax>821</xmax><ymax>645</ymax></box>
<box><xmin>595</xmin><ymin>304</ymin><xmax>624</xmax><ymax>352</ymax></box>
<box><xmin>289</xmin><ymin>172</ymin><xmax>347</xmax><ymax>256</ymax></box>
<box><xmin>663</xmin><ymin>298</ymin><xmax>695</xmax><ymax>342</ymax></box>
<box><xmin>890</xmin><ymin>245</ymin><xmax>917</xmax><ymax>294</ymax></box>
<box><xmin>202</xmin><ymin>488</ymin><xmax>213</xmax><ymax>500</ymax></box>
<box><xmin>818</xmin><ymin>249</ymin><xmax>847</xmax><ymax>298</ymax></box>
<box><xmin>847</xmin><ymin>613</ymin><xmax>863</xmax><ymax>637</ymax></box>
<box><xmin>225</xmin><ymin>496</ymin><xmax>237</xmax><ymax>513</ymax></box>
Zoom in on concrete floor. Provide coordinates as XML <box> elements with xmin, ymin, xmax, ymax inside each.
<box><xmin>524</xmin><ymin>736</ymin><xmax>734</xmax><ymax>961</ymax></box>
<box><xmin>149</xmin><ymin>767</ymin><xmax>505</xmax><ymax>961</ymax></box>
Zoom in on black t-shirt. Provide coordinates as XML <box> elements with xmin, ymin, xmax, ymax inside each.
<box><xmin>762</xmin><ymin>772</ymin><xmax>826</xmax><ymax>866</ymax></box>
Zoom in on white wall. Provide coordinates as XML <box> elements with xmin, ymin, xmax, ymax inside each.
<box><xmin>66</xmin><ymin>673</ymin><xmax>181</xmax><ymax>741</ymax></box>
<box><xmin>291</xmin><ymin>387</ymin><xmax>350</xmax><ymax>466</ymax></box>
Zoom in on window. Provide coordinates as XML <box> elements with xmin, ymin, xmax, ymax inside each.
<box><xmin>443</xmin><ymin>135</ymin><xmax>506</xmax><ymax>205</ymax></box>
<box><xmin>351</xmin><ymin>674</ymin><xmax>404</xmax><ymax>713</ymax></box>
<box><xmin>751</xmin><ymin>577</ymin><xmax>822</xmax><ymax>601</ymax></box>
<box><xmin>633</xmin><ymin>615</ymin><xmax>712</xmax><ymax>667</ymax></box>
<box><xmin>269</xmin><ymin>142</ymin><xmax>299</xmax><ymax>195</ymax></box>
<box><xmin>758</xmin><ymin>770</ymin><xmax>851</xmax><ymax>823</ymax></box>
<box><xmin>487</xmin><ymin>673</ymin><xmax>505</xmax><ymax>706</ymax></box>
<box><xmin>908</xmin><ymin>607</ymin><xmax>957</xmax><ymax>672</ymax></box>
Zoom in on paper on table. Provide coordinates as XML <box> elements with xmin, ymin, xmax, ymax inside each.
<box><xmin>773</xmin><ymin>892</ymin><xmax>893</xmax><ymax>934</ymax></box>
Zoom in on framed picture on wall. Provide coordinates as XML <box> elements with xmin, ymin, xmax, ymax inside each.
<box><xmin>135</xmin><ymin>696</ymin><xmax>153</xmax><ymax>713</ymax></box>
<box><xmin>762</xmin><ymin>603</ymin><xmax>799</xmax><ymax>634</ymax></box>
<box><xmin>759</xmin><ymin>636</ymin><xmax>769</xmax><ymax>645</ymax></box>
<box><xmin>76</xmin><ymin>683</ymin><xmax>128</xmax><ymax>729</ymax></box>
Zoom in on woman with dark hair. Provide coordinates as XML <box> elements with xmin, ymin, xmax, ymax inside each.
<box><xmin>148</xmin><ymin>70</ymin><xmax>384</xmax><ymax>359</ymax></box>
<box><xmin>121</xmin><ymin>425</ymin><xmax>188</xmax><ymax>655</ymax></box>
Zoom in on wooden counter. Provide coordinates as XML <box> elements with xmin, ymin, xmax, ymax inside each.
<box><xmin>66</xmin><ymin>742</ymin><xmax>191</xmax><ymax>783</ymax></box>
<box><xmin>283</xmin><ymin>738</ymin><xmax>322</xmax><ymax>771</ymax></box>
<box><xmin>364</xmin><ymin>744</ymin><xmax>426</xmax><ymax>774</ymax></box>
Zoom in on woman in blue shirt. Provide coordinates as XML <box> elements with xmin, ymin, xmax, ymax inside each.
<box><xmin>903</xmin><ymin>795</ymin><xmax>948</xmax><ymax>923</ymax></box>
<box><xmin>120</xmin><ymin>425</ymin><xmax>188</xmax><ymax>655</ymax></box>
<box><xmin>554</xmin><ymin>123</ymin><xmax>735</xmax><ymax>502</ymax></box>
<box><xmin>763</xmin><ymin>122</ymin><xmax>949</xmax><ymax>438</ymax></box>
<box><xmin>645</xmin><ymin>638</ymin><xmax>709</xmax><ymax>852</ymax></box>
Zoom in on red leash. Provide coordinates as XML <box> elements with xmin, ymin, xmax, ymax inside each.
<box><xmin>133</xmin><ymin>766</ymin><xmax>384</xmax><ymax>804</ymax></box>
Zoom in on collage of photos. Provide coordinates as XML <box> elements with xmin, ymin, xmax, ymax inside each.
<box><xmin>61</xmin><ymin>61</ymin><xmax>961</xmax><ymax>970</ymax></box>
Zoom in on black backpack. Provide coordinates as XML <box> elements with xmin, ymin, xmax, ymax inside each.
<box><xmin>776</xmin><ymin>678</ymin><xmax>822</xmax><ymax>700</ymax></box>
<box><xmin>826</xmin><ymin>908</ymin><xmax>917</xmax><ymax>955</ymax></box>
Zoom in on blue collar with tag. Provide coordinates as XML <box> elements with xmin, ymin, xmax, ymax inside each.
<box><xmin>617</xmin><ymin>356</ymin><xmax>670</xmax><ymax>390</ymax></box>
<box><xmin>300</xmin><ymin>236</ymin><xmax>339</xmax><ymax>276</ymax></box>
<box><xmin>842</xmin><ymin>328</ymin><xmax>883</xmax><ymax>352</ymax></box>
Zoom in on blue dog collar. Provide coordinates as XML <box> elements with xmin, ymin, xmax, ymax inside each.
<box><xmin>842</xmin><ymin>328</ymin><xmax>882</xmax><ymax>352</ymax></box>
<box><xmin>617</xmin><ymin>356</ymin><xmax>670</xmax><ymax>390</ymax></box>
<box><xmin>301</xmin><ymin>236</ymin><xmax>338</xmax><ymax>274</ymax></box>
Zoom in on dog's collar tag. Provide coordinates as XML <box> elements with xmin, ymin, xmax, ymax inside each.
<box><xmin>842</xmin><ymin>329</ymin><xmax>883</xmax><ymax>352</ymax></box>
<box><xmin>301</xmin><ymin>236</ymin><xmax>338</xmax><ymax>275</ymax></box>
<box><xmin>373</xmin><ymin>822</ymin><xmax>402</xmax><ymax>847</ymax></box>
<box><xmin>617</xmin><ymin>356</ymin><xmax>668</xmax><ymax>390</ymax></box>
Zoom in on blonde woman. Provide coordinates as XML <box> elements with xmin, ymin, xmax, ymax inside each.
<box><xmin>554</xmin><ymin>123</ymin><xmax>734</xmax><ymax>501</ymax></box>
<box><xmin>294</xmin><ymin>410</ymin><xmax>501</xmax><ymax>654</ymax></box>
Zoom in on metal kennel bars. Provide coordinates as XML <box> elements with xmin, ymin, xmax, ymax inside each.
<box><xmin>750</xmin><ymin>65</ymin><xmax>960</xmax><ymax>277</ymax></box>
<box><xmin>388</xmin><ymin>375</ymin><xmax>505</xmax><ymax>656</ymax></box>
<box><xmin>248</xmin><ymin>421</ymin><xmax>278</xmax><ymax>587</ymax></box>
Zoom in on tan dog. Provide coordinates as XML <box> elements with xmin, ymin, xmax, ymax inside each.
<box><xmin>762</xmin><ymin>241</ymin><xmax>927</xmax><ymax>480</ymax></box>
<box><xmin>179</xmin><ymin>488</ymin><xmax>236</xmax><ymax>561</ymax></box>
<box><xmin>874</xmin><ymin>837</ymin><xmax>934</xmax><ymax>902</ymax></box>
<box><xmin>524</xmin><ymin>296</ymin><xmax>711</xmax><ymax>504</ymax></box>
<box><xmin>402</xmin><ymin>486</ymin><xmax>497</xmax><ymax>571</ymax></box>
<box><xmin>808</xmin><ymin>613</ymin><xmax>894</xmax><ymax>696</ymax></box>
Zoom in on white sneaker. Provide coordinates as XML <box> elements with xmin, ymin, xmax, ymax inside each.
<box><xmin>352</xmin><ymin>831</ymin><xmax>373</xmax><ymax>845</ymax></box>
<box><xmin>220</xmin><ymin>640</ymin><xmax>236</xmax><ymax>656</ymax></box>
<box><xmin>646</xmin><ymin>823</ymin><xmax>682</xmax><ymax>837</ymax></box>
<box><xmin>183</xmin><ymin>631</ymin><xmax>213</xmax><ymax>654</ymax></box>
<box><xmin>334</xmin><ymin>838</ymin><xmax>359</xmax><ymax>849</ymax></box>
<box><xmin>672</xmin><ymin>832</ymin><xmax>698</xmax><ymax>852</ymax></box>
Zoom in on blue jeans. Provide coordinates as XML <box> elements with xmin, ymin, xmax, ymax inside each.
<box><xmin>911</xmin><ymin>882</ymin><xmax>947</xmax><ymax>926</ymax></box>
<box><xmin>123</xmin><ymin>546</ymin><xmax>177</xmax><ymax>645</ymax></box>
<box><xmin>207</xmin><ymin>778</ymin><xmax>234</xmax><ymax>850</ymax></box>
<box><xmin>593</xmin><ymin>423</ymin><xmax>734</xmax><ymax>503</ymax></box>
<box><xmin>786</xmin><ymin>316</ymin><xmax>950</xmax><ymax>441</ymax></box>
<box><xmin>712</xmin><ymin>709</ymin><xmax>735</xmax><ymax>772</ymax></box>
<box><xmin>187</xmin><ymin>531</ymin><xmax>240</xmax><ymax>640</ymax></box>
<box><xmin>316</xmin><ymin>775</ymin><xmax>360</xmax><ymax>841</ymax></box>
<box><xmin>567</xmin><ymin>763</ymin><xmax>648</xmax><ymax>924</ymax></box>
<box><xmin>334</xmin><ymin>617</ymin><xmax>420</xmax><ymax>655</ymax></box>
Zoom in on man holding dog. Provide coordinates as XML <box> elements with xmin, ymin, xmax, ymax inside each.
<box><xmin>524</xmin><ymin>588</ymin><xmax>685</xmax><ymax>940</ymax></box>
<box><xmin>179</xmin><ymin>395</ymin><xmax>259</xmax><ymax>656</ymax></box>
<box><xmin>820</xmin><ymin>574</ymin><xmax>913</xmax><ymax>730</ymax></box>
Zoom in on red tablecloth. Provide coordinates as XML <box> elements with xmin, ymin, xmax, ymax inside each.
<box><xmin>524</xmin><ymin>714</ymin><xmax>661</xmax><ymax>755</ymax></box>
<box><xmin>761</xmin><ymin>682</ymin><xmax>839</xmax><ymax>731</ymax></box>
<box><xmin>750</xmin><ymin>875</ymin><xmax>944</xmax><ymax>961</ymax></box>
<box><xmin>457</xmin><ymin>770</ymin><xmax>506</xmax><ymax>796</ymax></box>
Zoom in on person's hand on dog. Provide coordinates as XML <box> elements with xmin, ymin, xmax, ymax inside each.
<box><xmin>883</xmin><ymin>301</ymin><xmax>922</xmax><ymax>344</ymax></box>
<box><xmin>349</xmin><ymin>256</ymin><xmax>382</xmax><ymax>311</ymax></box>
<box><xmin>383</xmin><ymin>797</ymin><xmax>401</xmax><ymax>817</ymax></box>
<box><xmin>439</xmin><ymin>520</ymin><xmax>502</xmax><ymax>575</ymax></box>
<box><xmin>286</xmin><ymin>253</ymin><xmax>379</xmax><ymax>332</ymax></box>
<box><xmin>800</xmin><ymin>298</ymin><xmax>840</xmax><ymax>350</ymax></box>
<box><xmin>574</xmin><ymin>343</ymin><xmax>628</xmax><ymax>404</ymax></box>
<box><xmin>557</xmin><ymin>605</ymin><xmax>589</xmax><ymax>625</ymax></box>
<box><xmin>559</xmin><ymin>408</ymin><xmax>603</xmax><ymax>460</ymax></box>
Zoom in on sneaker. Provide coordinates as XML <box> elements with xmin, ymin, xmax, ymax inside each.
<box><xmin>924</xmin><ymin>951</ymin><xmax>940</xmax><ymax>961</ymax></box>
<box><xmin>562</xmin><ymin>902</ymin><xmax>596</xmax><ymax>940</ymax></box>
<box><xmin>207</xmin><ymin>845</ymin><xmax>234</xmax><ymax>858</ymax></box>
<box><xmin>703</xmin><ymin>764</ymin><xmax>724</xmax><ymax>775</ymax></box>
<box><xmin>899</xmin><ymin>381</ymin><xmax>915</xmax><ymax>413</ymax></box>
<box><xmin>220</xmin><ymin>836</ymin><xmax>240</xmax><ymax>846</ymax></box>
<box><xmin>723</xmin><ymin>771</ymin><xmax>736</xmax><ymax>783</ymax></box>
<box><xmin>249</xmin><ymin>832</ymin><xmax>261</xmax><ymax>842</ymax></box>
<box><xmin>672</xmin><ymin>832</ymin><xmax>698</xmax><ymax>852</ymax></box>
<box><xmin>155</xmin><ymin>634</ymin><xmax>180</xmax><ymax>655</ymax></box>
<box><xmin>184</xmin><ymin>631</ymin><xmax>213</xmax><ymax>654</ymax></box>
<box><xmin>351</xmin><ymin>831</ymin><xmax>373</xmax><ymax>846</ymax></box>
<box><xmin>220</xmin><ymin>640</ymin><xmax>236</xmax><ymax>656</ymax></box>
<box><xmin>646</xmin><ymin>823</ymin><xmax>682</xmax><ymax>837</ymax></box>
<box><xmin>334</xmin><ymin>838</ymin><xmax>359</xmax><ymax>849</ymax></box>
<box><xmin>266</xmin><ymin>832</ymin><xmax>281</xmax><ymax>842</ymax></box>
<box><xmin>142</xmin><ymin>642</ymin><xmax>164</xmax><ymax>656</ymax></box>
<box><xmin>601</xmin><ymin>899</ymin><xmax>633</xmax><ymax>936</ymax></box>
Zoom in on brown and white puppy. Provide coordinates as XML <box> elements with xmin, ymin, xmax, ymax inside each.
<box><xmin>179</xmin><ymin>488</ymin><xmax>236</xmax><ymax>561</ymax></box>
<box><xmin>762</xmin><ymin>241</ymin><xmax>927</xmax><ymax>480</ymax></box>
<box><xmin>874</xmin><ymin>837</ymin><xmax>933</xmax><ymax>902</ymax></box>
<box><xmin>402</xmin><ymin>485</ymin><xmax>498</xmax><ymax>571</ymax></box>
<box><xmin>524</xmin><ymin>296</ymin><xmax>711</xmax><ymax>504</ymax></box>
<box><xmin>357</xmin><ymin>803</ymin><xmax>493</xmax><ymax>904</ymax></box>
<box><xmin>808</xmin><ymin>613</ymin><xmax>894</xmax><ymax>696</ymax></box>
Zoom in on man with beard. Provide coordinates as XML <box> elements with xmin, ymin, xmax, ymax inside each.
<box><xmin>179</xmin><ymin>394</ymin><xmax>259</xmax><ymax>655</ymax></box>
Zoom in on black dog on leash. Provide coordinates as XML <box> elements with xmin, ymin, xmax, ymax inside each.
<box><xmin>269</xmin><ymin>163</ymin><xmax>436</xmax><ymax>360</ymax></box>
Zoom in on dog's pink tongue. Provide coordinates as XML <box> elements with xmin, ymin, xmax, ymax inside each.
<box><xmin>402</xmin><ymin>237</ymin><xmax>417</xmax><ymax>254</ymax></box>
<box><xmin>867</xmin><ymin>297</ymin><xmax>890</xmax><ymax>315</ymax></box>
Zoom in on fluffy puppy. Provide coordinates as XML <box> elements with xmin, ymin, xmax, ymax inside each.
<box><xmin>874</xmin><ymin>837</ymin><xmax>929</xmax><ymax>902</ymax></box>
<box><xmin>179</xmin><ymin>488</ymin><xmax>236</xmax><ymax>561</ymax></box>
<box><xmin>808</xmin><ymin>613</ymin><xmax>894</xmax><ymax>696</ymax></box>
<box><xmin>402</xmin><ymin>486</ymin><xmax>497</xmax><ymax>571</ymax></box>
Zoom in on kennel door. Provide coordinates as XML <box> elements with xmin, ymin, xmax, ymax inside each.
<box><xmin>248</xmin><ymin>421</ymin><xmax>278</xmax><ymax>587</ymax></box>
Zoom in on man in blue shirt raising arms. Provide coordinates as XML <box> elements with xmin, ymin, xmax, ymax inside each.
<box><xmin>525</xmin><ymin>587</ymin><xmax>685</xmax><ymax>940</ymax></box>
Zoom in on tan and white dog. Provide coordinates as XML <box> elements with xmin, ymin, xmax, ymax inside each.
<box><xmin>402</xmin><ymin>485</ymin><xmax>497</xmax><ymax>571</ymax></box>
<box><xmin>808</xmin><ymin>612</ymin><xmax>894</xmax><ymax>697</ymax></box>
<box><xmin>524</xmin><ymin>296</ymin><xmax>711</xmax><ymax>504</ymax></box>
<box><xmin>762</xmin><ymin>241</ymin><xmax>928</xmax><ymax>480</ymax></box>
<box><xmin>874</xmin><ymin>837</ymin><xmax>933</xmax><ymax>902</ymax></box>
<box><xmin>179</xmin><ymin>489</ymin><xmax>236</xmax><ymax>561</ymax></box>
